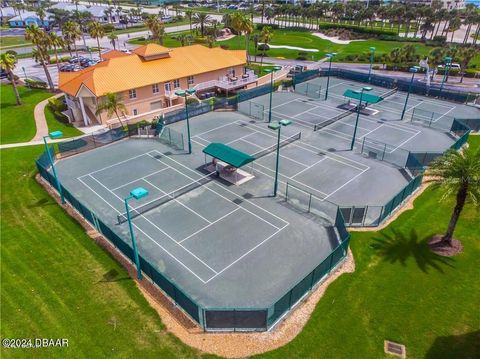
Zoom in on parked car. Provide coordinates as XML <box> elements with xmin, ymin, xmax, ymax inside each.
<box><xmin>438</xmin><ymin>63</ymin><xmax>461</xmax><ymax>69</ymax></box>
<box><xmin>59</xmin><ymin>64</ymin><xmax>81</xmax><ymax>72</ymax></box>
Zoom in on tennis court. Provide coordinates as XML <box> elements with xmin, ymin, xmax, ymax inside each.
<box><xmin>53</xmin><ymin>129</ymin><xmax>348</xmax><ymax>330</ymax></box>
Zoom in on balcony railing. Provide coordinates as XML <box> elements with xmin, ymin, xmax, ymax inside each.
<box><xmin>194</xmin><ymin>71</ymin><xmax>258</xmax><ymax>92</ymax></box>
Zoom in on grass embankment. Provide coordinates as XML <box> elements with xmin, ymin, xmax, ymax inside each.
<box><xmin>0</xmin><ymin>84</ymin><xmax>51</xmax><ymax>144</ymax></box>
<box><xmin>0</xmin><ymin>36</ymin><xmax>31</xmax><ymax>49</ymax></box>
<box><xmin>0</xmin><ymin>85</ymin><xmax>81</xmax><ymax>144</ymax></box>
<box><xmin>1</xmin><ymin>128</ymin><xmax>478</xmax><ymax>357</ymax></box>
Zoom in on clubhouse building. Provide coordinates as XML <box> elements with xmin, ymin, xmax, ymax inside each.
<box><xmin>59</xmin><ymin>44</ymin><xmax>256</xmax><ymax>127</ymax></box>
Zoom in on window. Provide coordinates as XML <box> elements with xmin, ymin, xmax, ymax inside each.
<box><xmin>227</xmin><ymin>68</ymin><xmax>235</xmax><ymax>76</ymax></box>
<box><xmin>128</xmin><ymin>89</ymin><xmax>137</xmax><ymax>99</ymax></box>
<box><xmin>187</xmin><ymin>76</ymin><xmax>194</xmax><ymax>86</ymax></box>
<box><xmin>173</xmin><ymin>79</ymin><xmax>180</xmax><ymax>88</ymax></box>
<box><xmin>133</xmin><ymin>109</ymin><xmax>138</xmax><ymax>116</ymax></box>
<box><xmin>152</xmin><ymin>83</ymin><xmax>159</xmax><ymax>94</ymax></box>
<box><xmin>165</xmin><ymin>83</ymin><xmax>171</xmax><ymax>92</ymax></box>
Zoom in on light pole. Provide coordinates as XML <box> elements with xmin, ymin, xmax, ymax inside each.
<box><xmin>324</xmin><ymin>52</ymin><xmax>337</xmax><ymax>101</ymax></box>
<box><xmin>400</xmin><ymin>66</ymin><xmax>419</xmax><ymax>121</ymax></box>
<box><xmin>368</xmin><ymin>46</ymin><xmax>376</xmax><ymax>83</ymax></box>
<box><xmin>175</xmin><ymin>88</ymin><xmax>196</xmax><ymax>154</ymax></box>
<box><xmin>350</xmin><ymin>86</ymin><xmax>372</xmax><ymax>151</ymax></box>
<box><xmin>43</xmin><ymin>130</ymin><xmax>64</xmax><ymax>204</ymax></box>
<box><xmin>264</xmin><ymin>66</ymin><xmax>282</xmax><ymax>123</ymax></box>
<box><xmin>268</xmin><ymin>119</ymin><xmax>291</xmax><ymax>197</ymax></box>
<box><xmin>438</xmin><ymin>56</ymin><xmax>452</xmax><ymax>98</ymax></box>
<box><xmin>124</xmin><ymin>187</ymin><xmax>149</xmax><ymax>280</ymax></box>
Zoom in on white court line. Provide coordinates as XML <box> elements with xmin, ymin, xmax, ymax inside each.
<box><xmin>323</xmin><ymin>168</ymin><xmax>369</xmax><ymax>201</ymax></box>
<box><xmin>239</xmin><ymin>137</ymin><xmax>310</xmax><ymax>168</ymax></box>
<box><xmin>78</xmin><ymin>151</ymin><xmax>152</xmax><ymax>179</ymax></box>
<box><xmin>252</xmin><ymin>159</ymin><xmax>329</xmax><ymax>197</ymax></box>
<box><xmin>433</xmin><ymin>105</ymin><xmax>456</xmax><ymax>123</ymax></box>
<box><xmin>290</xmin><ymin>156</ymin><xmax>328</xmax><ymax>178</ymax></box>
<box><xmin>148</xmin><ymin>150</ymin><xmax>289</xmax><ymax>226</ymax></box>
<box><xmin>404</xmin><ymin>100</ymin><xmax>425</xmax><ymax>114</ymax></box>
<box><xmin>192</xmin><ymin>121</ymin><xmax>238</xmax><ymax>138</ymax></box>
<box><xmin>88</xmin><ymin>173</ymin><xmax>220</xmax><ymax>275</ymax></box>
<box><xmin>391</xmin><ymin>131</ymin><xmax>422</xmax><ymax>151</ymax></box>
<box><xmin>203</xmin><ymin>225</ymin><xmax>287</xmax><ymax>284</ymax></box>
<box><xmin>178</xmin><ymin>208</ymin><xmax>241</xmax><ymax>244</ymax></box>
<box><xmin>77</xmin><ymin>176</ymin><xmax>211</xmax><ymax>283</ymax></box>
<box><xmin>239</xmin><ymin>120</ymin><xmax>369</xmax><ymax>171</ymax></box>
<box><xmin>142</xmin><ymin>177</ymin><xmax>213</xmax><ymax>224</ymax></box>
<box><xmin>110</xmin><ymin>167</ymin><xmax>170</xmax><ymax>191</ymax></box>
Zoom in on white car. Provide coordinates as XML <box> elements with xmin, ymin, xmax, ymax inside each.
<box><xmin>438</xmin><ymin>63</ymin><xmax>461</xmax><ymax>69</ymax></box>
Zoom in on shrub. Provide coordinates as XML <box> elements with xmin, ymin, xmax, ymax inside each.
<box><xmin>257</xmin><ymin>43</ymin><xmax>269</xmax><ymax>51</ymax></box>
<box><xmin>296</xmin><ymin>55</ymin><xmax>307</xmax><ymax>60</ymax></box>
<box><xmin>25</xmin><ymin>78</ymin><xmax>47</xmax><ymax>89</ymax></box>
<box><xmin>282</xmin><ymin>79</ymin><xmax>293</xmax><ymax>88</ymax></box>
<box><xmin>102</xmin><ymin>24</ymin><xmax>115</xmax><ymax>33</ymax></box>
<box><xmin>317</xmin><ymin>23</ymin><xmax>397</xmax><ymax>36</ymax></box>
<box><xmin>256</xmin><ymin>24</ymin><xmax>279</xmax><ymax>31</ymax></box>
<box><xmin>186</xmin><ymin>97</ymin><xmax>198</xmax><ymax>105</ymax></box>
<box><xmin>220</xmin><ymin>44</ymin><xmax>229</xmax><ymax>49</ymax></box>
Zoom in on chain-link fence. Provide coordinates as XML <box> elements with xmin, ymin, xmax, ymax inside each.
<box><xmin>237</xmin><ymin>100</ymin><xmax>265</xmax><ymax>121</ymax></box>
<box><xmin>295</xmin><ymin>82</ymin><xmax>322</xmax><ymax>99</ymax></box>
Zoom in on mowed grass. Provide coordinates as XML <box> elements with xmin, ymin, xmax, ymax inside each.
<box><xmin>1</xmin><ymin>131</ymin><xmax>478</xmax><ymax>357</ymax></box>
<box><xmin>0</xmin><ymin>36</ymin><xmax>31</xmax><ymax>48</ymax></box>
<box><xmin>0</xmin><ymin>145</ymin><xmax>213</xmax><ymax>359</ymax></box>
<box><xmin>0</xmin><ymin>84</ymin><xmax>52</xmax><ymax>144</ymax></box>
<box><xmin>220</xmin><ymin>30</ymin><xmax>433</xmax><ymax>62</ymax></box>
<box><xmin>44</xmin><ymin>107</ymin><xmax>83</xmax><ymax>138</ymax></box>
<box><xmin>257</xmin><ymin>137</ymin><xmax>480</xmax><ymax>359</ymax></box>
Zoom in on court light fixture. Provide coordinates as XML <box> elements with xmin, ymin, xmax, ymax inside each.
<box><xmin>43</xmin><ymin>130</ymin><xmax>64</xmax><ymax>204</ymax></box>
<box><xmin>268</xmin><ymin>119</ymin><xmax>291</xmax><ymax>197</ymax></box>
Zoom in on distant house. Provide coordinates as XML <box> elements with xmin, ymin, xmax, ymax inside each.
<box><xmin>59</xmin><ymin>44</ymin><xmax>256</xmax><ymax>127</ymax></box>
<box><xmin>50</xmin><ymin>3</ymin><xmax>88</xmax><ymax>12</ymax></box>
<box><xmin>87</xmin><ymin>5</ymin><xmax>122</xmax><ymax>23</ymax></box>
<box><xmin>8</xmin><ymin>11</ymin><xmax>51</xmax><ymax>28</ymax></box>
<box><xmin>0</xmin><ymin>7</ymin><xmax>18</xmax><ymax>24</ymax></box>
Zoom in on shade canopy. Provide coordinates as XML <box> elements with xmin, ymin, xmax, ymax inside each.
<box><xmin>343</xmin><ymin>89</ymin><xmax>383</xmax><ymax>104</ymax></box>
<box><xmin>203</xmin><ymin>143</ymin><xmax>255</xmax><ymax>168</ymax></box>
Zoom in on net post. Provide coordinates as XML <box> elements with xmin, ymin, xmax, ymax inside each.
<box><xmin>429</xmin><ymin>112</ymin><xmax>434</xmax><ymax>127</ymax></box>
<box><xmin>382</xmin><ymin>143</ymin><xmax>386</xmax><ymax>161</ymax></box>
<box><xmin>361</xmin><ymin>137</ymin><xmax>365</xmax><ymax>153</ymax></box>
<box><xmin>285</xmin><ymin>182</ymin><xmax>289</xmax><ymax>200</ymax></box>
<box><xmin>308</xmin><ymin>194</ymin><xmax>312</xmax><ymax>212</ymax></box>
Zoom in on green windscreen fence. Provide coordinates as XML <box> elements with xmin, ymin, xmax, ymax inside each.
<box><xmin>237</xmin><ymin>100</ymin><xmax>265</xmax><ymax>121</ymax></box>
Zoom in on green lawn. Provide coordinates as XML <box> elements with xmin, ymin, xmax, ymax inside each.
<box><xmin>44</xmin><ymin>107</ymin><xmax>83</xmax><ymax>138</ymax></box>
<box><xmin>0</xmin><ymin>145</ymin><xmax>212</xmax><ymax>359</ymax></box>
<box><xmin>257</xmin><ymin>138</ymin><xmax>480</xmax><ymax>359</ymax></box>
<box><xmin>221</xmin><ymin>30</ymin><xmax>433</xmax><ymax>62</ymax></box>
<box><xmin>1</xmin><ymin>127</ymin><xmax>478</xmax><ymax>357</ymax></box>
<box><xmin>0</xmin><ymin>36</ymin><xmax>31</xmax><ymax>48</ymax></box>
<box><xmin>0</xmin><ymin>84</ymin><xmax>52</xmax><ymax>144</ymax></box>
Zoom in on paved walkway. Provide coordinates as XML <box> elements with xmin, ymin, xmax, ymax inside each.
<box><xmin>32</xmin><ymin>93</ymin><xmax>63</xmax><ymax>142</ymax></box>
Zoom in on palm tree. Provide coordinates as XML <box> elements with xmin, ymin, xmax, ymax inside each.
<box><xmin>25</xmin><ymin>24</ymin><xmax>55</xmax><ymax>92</ymax></box>
<box><xmin>185</xmin><ymin>9</ymin><xmax>194</xmax><ymax>35</ymax></box>
<box><xmin>193</xmin><ymin>13</ymin><xmax>211</xmax><ymax>37</ymax></box>
<box><xmin>48</xmin><ymin>32</ymin><xmax>64</xmax><ymax>70</ymax></box>
<box><xmin>144</xmin><ymin>15</ymin><xmax>165</xmax><ymax>45</ymax></box>
<box><xmin>95</xmin><ymin>92</ymin><xmax>127</xmax><ymax>128</ymax></box>
<box><xmin>260</xmin><ymin>25</ymin><xmax>273</xmax><ymax>68</ymax></box>
<box><xmin>230</xmin><ymin>11</ymin><xmax>245</xmax><ymax>49</ymax></box>
<box><xmin>88</xmin><ymin>21</ymin><xmax>105</xmax><ymax>59</ymax></box>
<box><xmin>63</xmin><ymin>21</ymin><xmax>82</xmax><ymax>61</ymax></box>
<box><xmin>0</xmin><ymin>53</ymin><xmax>21</xmax><ymax>105</ymax></box>
<box><xmin>427</xmin><ymin>147</ymin><xmax>480</xmax><ymax>250</ymax></box>
<box><xmin>447</xmin><ymin>16</ymin><xmax>462</xmax><ymax>43</ymax></box>
<box><xmin>241</xmin><ymin>17</ymin><xmax>254</xmax><ymax>64</ymax></box>
<box><xmin>108</xmin><ymin>32</ymin><xmax>118</xmax><ymax>50</ymax></box>
<box><xmin>457</xmin><ymin>46</ymin><xmax>478</xmax><ymax>83</ymax></box>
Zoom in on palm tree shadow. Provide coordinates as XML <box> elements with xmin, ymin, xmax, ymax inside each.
<box><xmin>369</xmin><ymin>228</ymin><xmax>455</xmax><ymax>273</ymax></box>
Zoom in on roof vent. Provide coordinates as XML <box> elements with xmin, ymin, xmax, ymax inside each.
<box><xmin>384</xmin><ymin>340</ymin><xmax>406</xmax><ymax>358</ymax></box>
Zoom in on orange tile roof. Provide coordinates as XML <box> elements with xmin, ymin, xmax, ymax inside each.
<box><xmin>101</xmin><ymin>50</ymin><xmax>130</xmax><ymax>60</ymax></box>
<box><xmin>59</xmin><ymin>44</ymin><xmax>247</xmax><ymax>97</ymax></box>
<box><xmin>132</xmin><ymin>43</ymin><xmax>171</xmax><ymax>57</ymax></box>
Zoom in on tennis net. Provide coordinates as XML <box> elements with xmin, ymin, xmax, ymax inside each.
<box><xmin>381</xmin><ymin>88</ymin><xmax>397</xmax><ymax>99</ymax></box>
<box><xmin>117</xmin><ymin>173</ymin><xmax>214</xmax><ymax>224</ymax></box>
<box><xmin>252</xmin><ymin>132</ymin><xmax>302</xmax><ymax>159</ymax></box>
<box><xmin>313</xmin><ymin>110</ymin><xmax>353</xmax><ymax>131</ymax></box>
